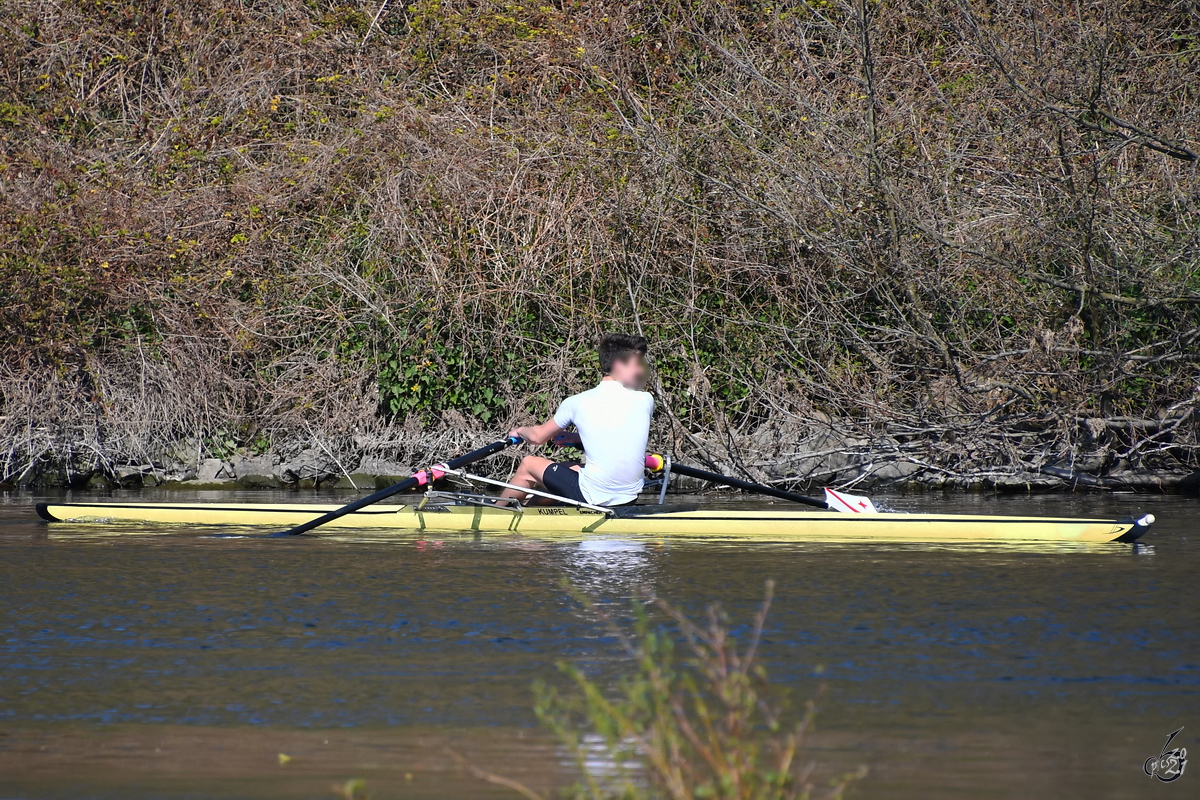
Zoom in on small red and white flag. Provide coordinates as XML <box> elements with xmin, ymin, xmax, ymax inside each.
<box><xmin>824</xmin><ymin>488</ymin><xmax>878</xmax><ymax>514</ymax></box>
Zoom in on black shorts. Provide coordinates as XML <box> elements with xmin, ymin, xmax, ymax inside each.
<box><xmin>541</xmin><ymin>462</ymin><xmax>588</xmax><ymax>504</ymax></box>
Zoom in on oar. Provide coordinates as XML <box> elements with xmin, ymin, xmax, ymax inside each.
<box><xmin>271</xmin><ymin>436</ymin><xmax>521</xmax><ymax>536</ymax></box>
<box><xmin>667</xmin><ymin>462</ymin><xmax>830</xmax><ymax>510</ymax></box>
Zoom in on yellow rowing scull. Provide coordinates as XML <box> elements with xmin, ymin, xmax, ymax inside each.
<box><xmin>35</xmin><ymin>500</ymin><xmax>1154</xmax><ymax>543</ymax></box>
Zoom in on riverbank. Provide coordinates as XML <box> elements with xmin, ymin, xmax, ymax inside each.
<box><xmin>4</xmin><ymin>364</ymin><xmax>1194</xmax><ymax>493</ymax></box>
<box><xmin>3</xmin><ymin>367</ymin><xmax>1196</xmax><ymax>493</ymax></box>
<box><xmin>2</xmin><ymin>0</ymin><xmax>1197</xmax><ymax>501</ymax></box>
<box><xmin>3</xmin><ymin>4</ymin><xmax>1197</xmax><ymax>798</ymax></box>
<box><xmin>5</xmin><ymin>421</ymin><xmax>1196</xmax><ymax>494</ymax></box>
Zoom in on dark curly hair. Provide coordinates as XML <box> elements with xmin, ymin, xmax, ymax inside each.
<box><xmin>598</xmin><ymin>333</ymin><xmax>649</xmax><ymax>375</ymax></box>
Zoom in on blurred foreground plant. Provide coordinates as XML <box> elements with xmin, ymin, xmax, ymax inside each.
<box><xmin>332</xmin><ymin>777</ymin><xmax>369</xmax><ymax>800</ymax></box>
<box><xmin>462</xmin><ymin>580</ymin><xmax>864</xmax><ymax>800</ymax></box>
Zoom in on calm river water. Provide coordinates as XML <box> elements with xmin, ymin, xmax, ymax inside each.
<box><xmin>0</xmin><ymin>489</ymin><xmax>1196</xmax><ymax>799</ymax></box>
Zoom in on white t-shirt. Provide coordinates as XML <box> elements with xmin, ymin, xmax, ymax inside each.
<box><xmin>553</xmin><ymin>380</ymin><xmax>655</xmax><ymax>506</ymax></box>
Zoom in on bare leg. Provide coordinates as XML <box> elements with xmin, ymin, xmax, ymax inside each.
<box><xmin>500</xmin><ymin>455</ymin><xmax>555</xmax><ymax>503</ymax></box>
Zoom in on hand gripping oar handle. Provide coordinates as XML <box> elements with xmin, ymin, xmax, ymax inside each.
<box><xmin>668</xmin><ymin>462</ymin><xmax>829</xmax><ymax>510</ymax></box>
<box><xmin>272</xmin><ymin>436</ymin><xmax>522</xmax><ymax>536</ymax></box>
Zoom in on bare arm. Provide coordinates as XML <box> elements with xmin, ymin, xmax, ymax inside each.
<box><xmin>508</xmin><ymin>418</ymin><xmax>564</xmax><ymax>446</ymax></box>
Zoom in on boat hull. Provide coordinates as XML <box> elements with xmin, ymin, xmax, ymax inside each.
<box><xmin>35</xmin><ymin>501</ymin><xmax>1153</xmax><ymax>543</ymax></box>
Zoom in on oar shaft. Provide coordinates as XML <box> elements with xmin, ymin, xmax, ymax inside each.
<box><xmin>273</xmin><ymin>437</ymin><xmax>519</xmax><ymax>536</ymax></box>
<box><xmin>669</xmin><ymin>462</ymin><xmax>828</xmax><ymax>509</ymax></box>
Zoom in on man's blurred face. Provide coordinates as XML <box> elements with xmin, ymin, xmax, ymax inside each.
<box><xmin>609</xmin><ymin>353</ymin><xmax>648</xmax><ymax>390</ymax></box>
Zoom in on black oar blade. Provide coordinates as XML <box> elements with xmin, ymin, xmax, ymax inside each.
<box><xmin>271</xmin><ymin>437</ymin><xmax>520</xmax><ymax>537</ymax></box>
<box><xmin>268</xmin><ymin>476</ymin><xmax>421</xmax><ymax>537</ymax></box>
<box><xmin>669</xmin><ymin>462</ymin><xmax>828</xmax><ymax>509</ymax></box>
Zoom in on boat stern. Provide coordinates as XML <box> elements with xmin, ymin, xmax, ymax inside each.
<box><xmin>35</xmin><ymin>502</ymin><xmax>61</xmax><ymax>522</ymax></box>
<box><xmin>1115</xmin><ymin>512</ymin><xmax>1155</xmax><ymax>543</ymax></box>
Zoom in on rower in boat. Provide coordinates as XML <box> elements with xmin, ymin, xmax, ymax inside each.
<box><xmin>32</xmin><ymin>335</ymin><xmax>1159</xmax><ymax>544</ymax></box>
<box><xmin>500</xmin><ymin>333</ymin><xmax>654</xmax><ymax>508</ymax></box>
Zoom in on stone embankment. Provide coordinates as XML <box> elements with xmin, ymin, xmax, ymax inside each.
<box><xmin>4</xmin><ymin>439</ymin><xmax>1197</xmax><ymax>495</ymax></box>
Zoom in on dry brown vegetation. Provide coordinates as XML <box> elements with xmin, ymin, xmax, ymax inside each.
<box><xmin>1</xmin><ymin>0</ymin><xmax>1197</xmax><ymax>488</ymax></box>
